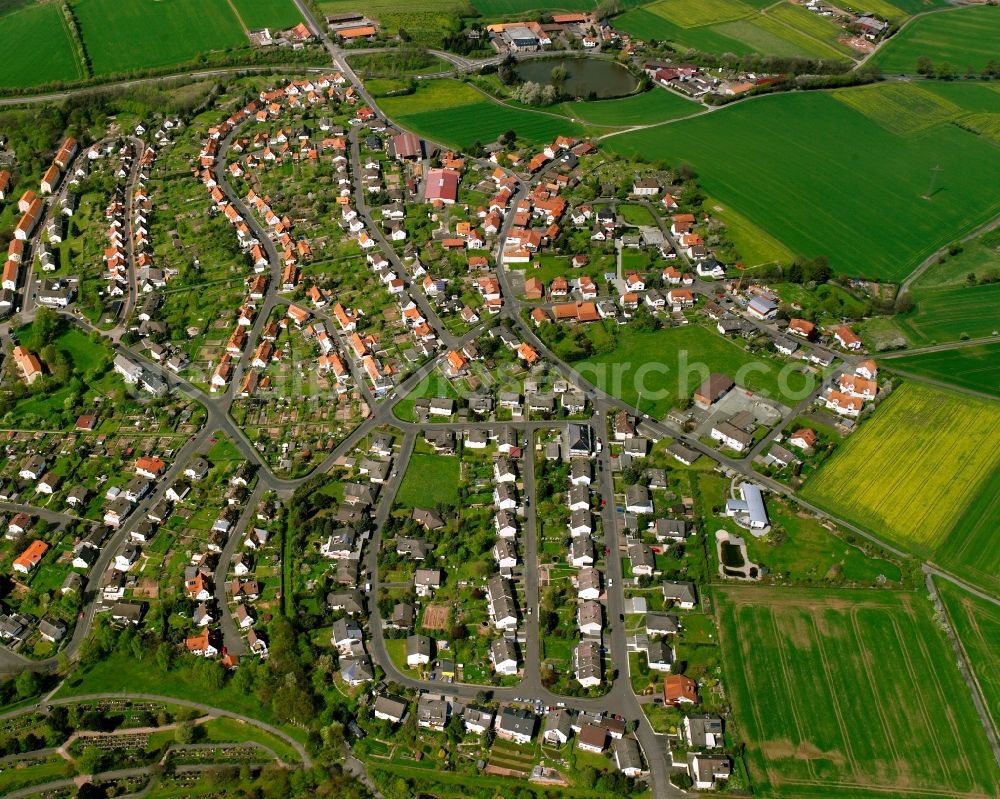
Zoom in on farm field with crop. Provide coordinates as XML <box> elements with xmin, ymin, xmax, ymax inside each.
<box><xmin>603</xmin><ymin>86</ymin><xmax>1000</xmax><ymax>281</ymax></box>
<box><xmin>72</xmin><ymin>0</ymin><xmax>248</xmax><ymax>75</ymax></box>
<box><xmin>833</xmin><ymin>81</ymin><xmax>964</xmax><ymax>135</ymax></box>
<box><xmin>472</xmin><ymin>0</ymin><xmax>597</xmax><ymax>15</ymax></box>
<box><xmin>802</xmin><ymin>382</ymin><xmax>1000</xmax><ymax>560</ymax></box>
<box><xmin>870</xmin><ymin>5</ymin><xmax>1000</xmax><ymax>75</ymax></box>
<box><xmin>936</xmin><ymin>579</ymin><xmax>1000</xmax><ymax>737</ymax></box>
<box><xmin>614</xmin><ymin>0</ymin><xmax>855</xmax><ymax>59</ymax></box>
<box><xmin>717</xmin><ymin>585</ymin><xmax>1000</xmax><ymax>799</ymax></box>
<box><xmin>643</xmin><ymin>0</ymin><xmax>761</xmax><ymax>28</ymax></box>
<box><xmin>893</xmin><ymin>282</ymin><xmax>1000</xmax><ymax>344</ymax></box>
<box><xmin>380</xmin><ymin>80</ymin><xmax>586</xmax><ymax>148</ymax></box>
<box><xmin>885</xmin><ymin>342</ymin><xmax>1000</xmax><ymax>398</ymax></box>
<box><xmin>613</xmin><ymin>9</ymin><xmax>756</xmax><ymax>55</ymax></box>
<box><xmin>0</xmin><ymin>3</ymin><xmax>83</xmax><ymax>88</ymax></box>
<box><xmin>574</xmin><ymin>323</ymin><xmax>812</xmax><ymax>417</ymax></box>
<box><xmin>229</xmin><ymin>0</ymin><xmax>304</xmax><ymax>29</ymax></box>
<box><xmin>871</xmin><ymin>227</ymin><xmax>1000</xmax><ymax>345</ymax></box>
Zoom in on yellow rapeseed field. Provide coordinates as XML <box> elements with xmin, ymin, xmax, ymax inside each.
<box><xmin>802</xmin><ymin>382</ymin><xmax>1000</xmax><ymax>552</ymax></box>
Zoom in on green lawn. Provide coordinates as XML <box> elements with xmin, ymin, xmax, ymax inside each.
<box><xmin>395</xmin><ymin>452</ymin><xmax>461</xmax><ymax>508</ymax></box>
<box><xmin>560</xmin><ymin>88</ymin><xmax>702</xmax><ymax>126</ymax></box>
<box><xmin>229</xmin><ymin>0</ymin><xmax>304</xmax><ymax>28</ymax></box>
<box><xmin>72</xmin><ymin>0</ymin><xmax>248</xmax><ymax>75</ymax></box>
<box><xmin>717</xmin><ymin>585</ymin><xmax>1000</xmax><ymax>799</ymax></box>
<box><xmin>870</xmin><ymin>5</ymin><xmax>1000</xmax><ymax>75</ymax></box>
<box><xmin>574</xmin><ymin>323</ymin><xmax>813</xmax><ymax>417</ymax></box>
<box><xmin>936</xmin><ymin>578</ymin><xmax>1000</xmax><ymax>740</ymax></box>
<box><xmin>603</xmin><ymin>85</ymin><xmax>1000</xmax><ymax>281</ymax></box>
<box><xmin>886</xmin><ymin>342</ymin><xmax>1000</xmax><ymax>398</ymax></box>
<box><xmin>53</xmin><ymin>328</ymin><xmax>107</xmax><ymax>374</ymax></box>
<box><xmin>0</xmin><ymin>3</ymin><xmax>83</xmax><ymax>88</ymax></box>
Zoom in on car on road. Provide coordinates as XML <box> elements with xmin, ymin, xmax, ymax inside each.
<box><xmin>620</xmin><ymin>613</ymin><xmax>624</xmax><ymax>622</ymax></box>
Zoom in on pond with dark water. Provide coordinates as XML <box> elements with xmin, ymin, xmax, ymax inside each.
<box><xmin>514</xmin><ymin>57</ymin><xmax>639</xmax><ymax>99</ymax></box>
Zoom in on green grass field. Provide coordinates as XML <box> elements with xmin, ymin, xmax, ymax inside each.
<box><xmin>886</xmin><ymin>342</ymin><xmax>1000</xmax><ymax>398</ymax></box>
<box><xmin>936</xmin><ymin>579</ymin><xmax>1000</xmax><ymax>738</ymax></box>
<box><xmin>870</xmin><ymin>5</ymin><xmax>1000</xmax><ymax>75</ymax></box>
<box><xmin>704</xmin><ymin>195</ymin><xmax>795</xmax><ymax>266</ymax></box>
<box><xmin>604</xmin><ymin>86</ymin><xmax>1000</xmax><ymax>281</ymax></box>
<box><xmin>0</xmin><ymin>3</ymin><xmax>83</xmax><ymax>88</ymax></box>
<box><xmin>895</xmin><ymin>282</ymin><xmax>1000</xmax><ymax>344</ymax></box>
<box><xmin>396</xmin><ymin>452</ymin><xmax>461</xmax><ymax>508</ymax></box>
<box><xmin>613</xmin><ymin>8</ymin><xmax>756</xmax><ymax>54</ymax></box>
<box><xmin>559</xmin><ymin>88</ymin><xmax>702</xmax><ymax>126</ymax></box>
<box><xmin>644</xmin><ymin>0</ymin><xmax>757</xmax><ymax>28</ymax></box>
<box><xmin>802</xmin><ymin>383</ymin><xmax>1000</xmax><ymax>581</ymax></box>
<box><xmin>766</xmin><ymin>2</ymin><xmax>857</xmax><ymax>57</ymax></box>
<box><xmin>72</xmin><ymin>0</ymin><xmax>248</xmax><ymax>75</ymax></box>
<box><xmin>833</xmin><ymin>81</ymin><xmax>964</xmax><ymax>136</ymax></box>
<box><xmin>378</xmin><ymin>79</ymin><xmax>591</xmax><ymax>146</ymax></box>
<box><xmin>717</xmin><ymin>586</ymin><xmax>1000</xmax><ymax>799</ymax></box>
<box><xmin>882</xmin><ymin>227</ymin><xmax>1000</xmax><ymax>345</ymax></box>
<box><xmin>575</xmin><ymin>323</ymin><xmax>813</xmax><ymax>417</ymax></box>
<box><xmin>615</xmin><ymin>0</ymin><xmax>855</xmax><ymax>59</ymax></box>
<box><xmin>229</xmin><ymin>0</ymin><xmax>304</xmax><ymax>29</ymax></box>
<box><xmin>933</xmin><ymin>459</ymin><xmax>1000</xmax><ymax>598</ymax></box>
<box><xmin>389</xmin><ymin>97</ymin><xmax>585</xmax><ymax>149</ymax></box>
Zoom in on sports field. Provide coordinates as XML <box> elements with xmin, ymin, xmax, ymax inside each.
<box><xmin>604</xmin><ymin>86</ymin><xmax>1000</xmax><ymax>281</ymax></box>
<box><xmin>936</xmin><ymin>579</ymin><xmax>1000</xmax><ymax>737</ymax></box>
<box><xmin>378</xmin><ymin>79</ymin><xmax>585</xmax><ymax>148</ymax></box>
<box><xmin>229</xmin><ymin>0</ymin><xmax>304</xmax><ymax>29</ymax></box>
<box><xmin>717</xmin><ymin>586</ymin><xmax>1000</xmax><ymax>799</ymax></box>
<box><xmin>802</xmin><ymin>383</ymin><xmax>1000</xmax><ymax>557</ymax></box>
<box><xmin>0</xmin><ymin>3</ymin><xmax>83</xmax><ymax>88</ymax></box>
<box><xmin>870</xmin><ymin>5</ymin><xmax>1000</xmax><ymax>75</ymax></box>
<box><xmin>72</xmin><ymin>0</ymin><xmax>248</xmax><ymax>75</ymax></box>
<box><xmin>886</xmin><ymin>342</ymin><xmax>1000</xmax><ymax>399</ymax></box>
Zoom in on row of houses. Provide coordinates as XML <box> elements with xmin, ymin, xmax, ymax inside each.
<box><xmin>372</xmin><ymin>691</ymin><xmax>649</xmax><ymax>779</ymax></box>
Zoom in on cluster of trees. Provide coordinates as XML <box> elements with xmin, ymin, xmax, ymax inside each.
<box><xmin>917</xmin><ymin>56</ymin><xmax>1000</xmax><ymax>81</ymax></box>
<box><xmin>511</xmin><ymin>81</ymin><xmax>560</xmax><ymax>106</ymax></box>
